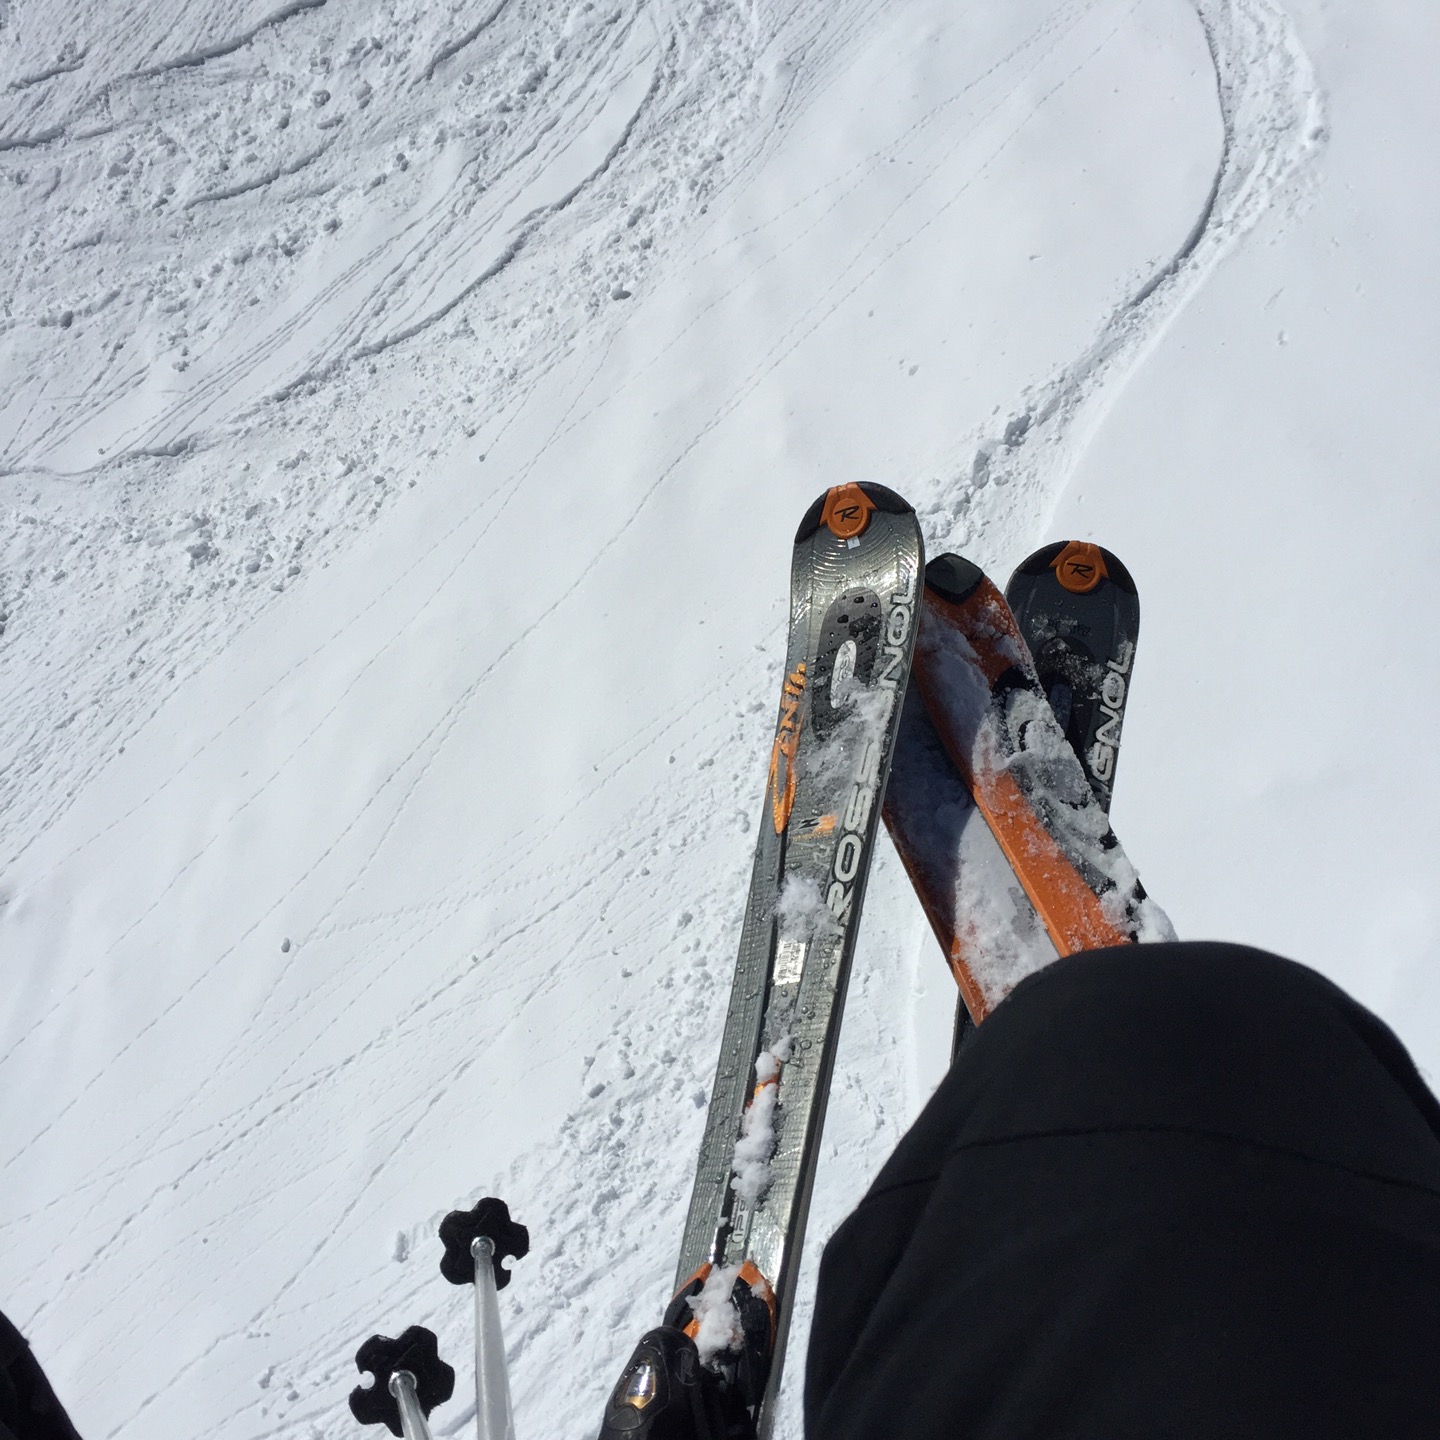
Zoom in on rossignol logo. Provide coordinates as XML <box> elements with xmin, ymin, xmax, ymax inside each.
<box><xmin>1087</xmin><ymin>640</ymin><xmax>1133</xmax><ymax>785</ymax></box>
<box><xmin>1053</xmin><ymin>541</ymin><xmax>1107</xmax><ymax>595</ymax></box>
<box><xmin>820</xmin><ymin>484</ymin><xmax>876</xmax><ymax>541</ymax></box>
<box><xmin>826</xmin><ymin>563</ymin><xmax>916</xmax><ymax>922</ymax></box>
<box><xmin>768</xmin><ymin>662</ymin><xmax>807</xmax><ymax>834</ymax></box>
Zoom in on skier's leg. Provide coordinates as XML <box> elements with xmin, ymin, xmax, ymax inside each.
<box><xmin>1</xmin><ymin>1311</ymin><xmax>83</xmax><ymax>1440</ymax></box>
<box><xmin>805</xmin><ymin>940</ymin><xmax>1440</xmax><ymax>1440</ymax></box>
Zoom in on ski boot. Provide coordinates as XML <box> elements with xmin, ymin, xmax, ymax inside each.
<box><xmin>599</xmin><ymin>1262</ymin><xmax>775</xmax><ymax>1440</ymax></box>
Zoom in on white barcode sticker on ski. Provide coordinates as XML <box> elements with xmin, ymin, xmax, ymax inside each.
<box><xmin>773</xmin><ymin>938</ymin><xmax>806</xmax><ymax>986</ymax></box>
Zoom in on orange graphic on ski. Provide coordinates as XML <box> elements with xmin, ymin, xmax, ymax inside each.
<box><xmin>912</xmin><ymin>570</ymin><xmax>1131</xmax><ymax>958</ymax></box>
<box><xmin>767</xmin><ymin>662</ymin><xmax>807</xmax><ymax>834</ymax></box>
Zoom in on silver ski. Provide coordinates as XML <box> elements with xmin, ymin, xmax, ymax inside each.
<box><xmin>674</xmin><ymin>483</ymin><xmax>923</xmax><ymax>1433</ymax></box>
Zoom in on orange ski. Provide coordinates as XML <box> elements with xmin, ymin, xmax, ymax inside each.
<box><xmin>884</xmin><ymin>554</ymin><xmax>1171</xmax><ymax>1022</ymax></box>
<box><xmin>883</xmin><ymin>687</ymin><xmax>1056</xmax><ymax>1023</ymax></box>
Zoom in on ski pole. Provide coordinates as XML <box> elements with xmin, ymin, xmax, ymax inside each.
<box><xmin>439</xmin><ymin>1197</ymin><xmax>530</xmax><ymax>1440</ymax></box>
<box><xmin>390</xmin><ymin>1369</ymin><xmax>436</xmax><ymax>1440</ymax></box>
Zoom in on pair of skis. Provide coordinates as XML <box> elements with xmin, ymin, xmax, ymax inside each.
<box><xmin>601</xmin><ymin>486</ymin><xmax>1169</xmax><ymax>1439</ymax></box>
<box><xmin>886</xmin><ymin>541</ymin><xmax>1170</xmax><ymax>1047</ymax></box>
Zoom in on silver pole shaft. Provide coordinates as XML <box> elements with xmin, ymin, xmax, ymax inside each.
<box><xmin>388</xmin><ymin>1370</ymin><xmax>435</xmax><ymax>1440</ymax></box>
<box><xmin>471</xmin><ymin>1237</ymin><xmax>516</xmax><ymax>1440</ymax></box>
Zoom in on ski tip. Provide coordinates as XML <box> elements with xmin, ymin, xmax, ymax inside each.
<box><xmin>1013</xmin><ymin>540</ymin><xmax>1137</xmax><ymax>597</ymax></box>
<box><xmin>856</xmin><ymin>481</ymin><xmax>914</xmax><ymax>515</ymax></box>
<box><xmin>924</xmin><ymin>553</ymin><xmax>986</xmax><ymax>605</ymax></box>
<box><xmin>795</xmin><ymin>483</ymin><xmax>914</xmax><ymax>543</ymax></box>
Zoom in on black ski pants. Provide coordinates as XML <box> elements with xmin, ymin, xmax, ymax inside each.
<box><xmin>805</xmin><ymin>941</ymin><xmax>1440</xmax><ymax>1439</ymax></box>
<box><xmin>0</xmin><ymin>1313</ymin><xmax>82</xmax><ymax>1440</ymax></box>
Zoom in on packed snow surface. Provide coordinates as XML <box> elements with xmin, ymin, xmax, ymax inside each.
<box><xmin>3</xmin><ymin>0</ymin><xmax>1438</xmax><ymax>1438</ymax></box>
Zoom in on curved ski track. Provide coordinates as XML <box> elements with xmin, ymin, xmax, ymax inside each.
<box><xmin>933</xmin><ymin>0</ymin><xmax>1325</xmax><ymax>553</ymax></box>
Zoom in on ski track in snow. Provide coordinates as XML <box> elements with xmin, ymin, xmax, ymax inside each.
<box><xmin>927</xmin><ymin>0</ymin><xmax>1325</xmax><ymax>559</ymax></box>
<box><xmin>0</xmin><ymin>1</ymin><xmax>1327</xmax><ymax>1437</ymax></box>
<box><xmin>0</xmin><ymin>0</ymin><xmax>769</xmax><ymax>868</ymax></box>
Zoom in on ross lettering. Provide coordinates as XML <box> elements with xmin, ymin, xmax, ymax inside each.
<box><xmin>824</xmin><ymin>567</ymin><xmax>917</xmax><ymax>922</ymax></box>
<box><xmin>831</xmin><ymin>639</ymin><xmax>858</xmax><ymax>707</ymax></box>
<box><xmin>858</xmin><ymin>737</ymin><xmax>882</xmax><ymax>786</ymax></box>
<box><xmin>877</xmin><ymin>645</ymin><xmax>906</xmax><ymax>688</ymax></box>
<box><xmin>885</xmin><ymin>603</ymin><xmax>912</xmax><ymax>646</ymax></box>
<box><xmin>833</xmin><ymin>833</ymin><xmax>864</xmax><ymax>883</ymax></box>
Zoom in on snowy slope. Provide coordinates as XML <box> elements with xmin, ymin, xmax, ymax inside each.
<box><xmin>1</xmin><ymin>1</ymin><xmax>1435</xmax><ymax>1438</ymax></box>
<box><xmin>1049</xmin><ymin>0</ymin><xmax>1440</xmax><ymax>1047</ymax></box>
